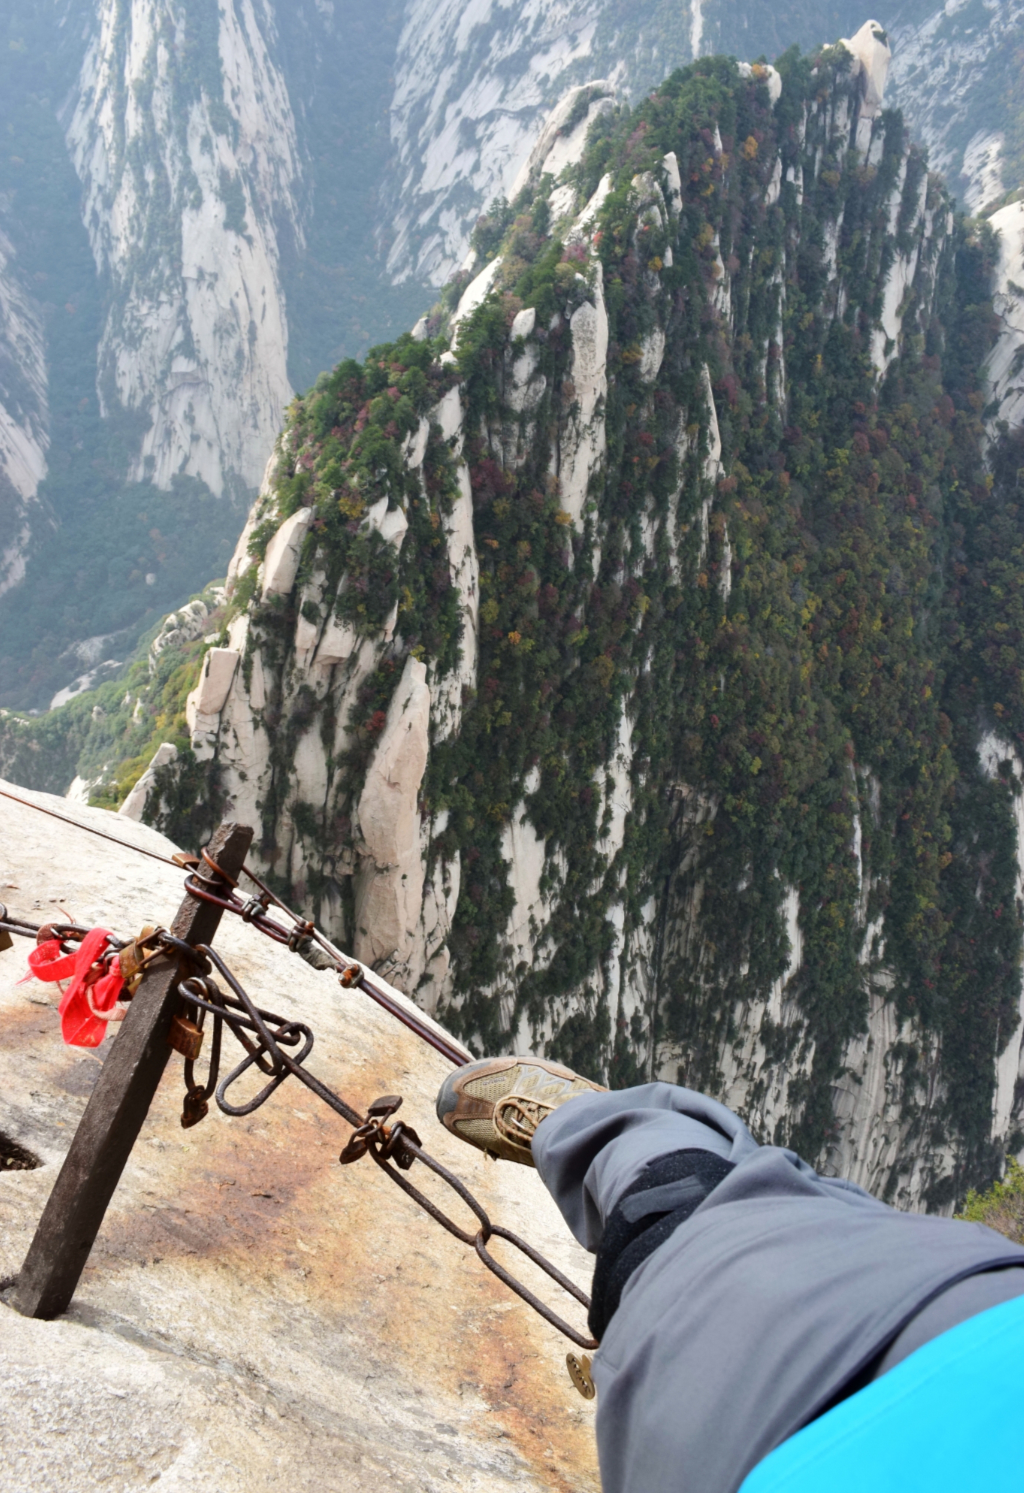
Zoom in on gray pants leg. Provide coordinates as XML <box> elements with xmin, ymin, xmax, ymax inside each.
<box><xmin>532</xmin><ymin>1083</ymin><xmax>1024</xmax><ymax>1493</ymax></box>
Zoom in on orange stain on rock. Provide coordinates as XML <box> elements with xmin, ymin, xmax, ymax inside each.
<box><xmin>81</xmin><ymin>1026</ymin><xmax>599</xmax><ymax>1491</ymax></box>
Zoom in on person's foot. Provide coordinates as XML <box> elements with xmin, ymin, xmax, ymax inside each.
<box><xmin>436</xmin><ymin>1055</ymin><xmax>606</xmax><ymax>1165</ymax></box>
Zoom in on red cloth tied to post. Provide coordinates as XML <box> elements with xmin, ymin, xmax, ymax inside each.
<box><xmin>25</xmin><ymin>927</ymin><xmax>125</xmax><ymax>1048</ymax></box>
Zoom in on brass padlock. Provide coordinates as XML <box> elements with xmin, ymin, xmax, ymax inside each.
<box><xmin>566</xmin><ymin>1352</ymin><xmax>596</xmax><ymax>1400</ymax></box>
<box><xmin>167</xmin><ymin>1012</ymin><xmax>204</xmax><ymax>1061</ymax></box>
<box><xmin>119</xmin><ymin>926</ymin><xmax>158</xmax><ymax>990</ymax></box>
<box><xmin>0</xmin><ymin>928</ymin><xmax>12</xmax><ymax>953</ymax></box>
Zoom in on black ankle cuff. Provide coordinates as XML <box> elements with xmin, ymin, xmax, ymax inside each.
<box><xmin>589</xmin><ymin>1147</ymin><xmax>734</xmax><ymax>1340</ymax></box>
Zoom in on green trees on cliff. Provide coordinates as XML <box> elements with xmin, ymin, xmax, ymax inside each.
<box><xmin>6</xmin><ymin>45</ymin><xmax>1023</xmax><ymax>1200</ymax></box>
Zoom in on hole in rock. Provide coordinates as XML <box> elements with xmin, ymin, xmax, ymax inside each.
<box><xmin>0</xmin><ymin>1131</ymin><xmax>42</xmax><ymax>1171</ymax></box>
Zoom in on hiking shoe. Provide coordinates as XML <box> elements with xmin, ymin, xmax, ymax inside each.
<box><xmin>436</xmin><ymin>1056</ymin><xmax>606</xmax><ymax>1165</ymax></box>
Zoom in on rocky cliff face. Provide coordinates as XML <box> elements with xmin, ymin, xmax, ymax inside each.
<box><xmin>0</xmin><ymin>230</ymin><xmax>48</xmax><ymax>599</ymax></box>
<box><xmin>3</xmin><ymin>0</ymin><xmax>1023</xmax><ymax>712</ymax></box>
<box><xmin>379</xmin><ymin>0</ymin><xmax>863</xmax><ymax>290</ymax></box>
<box><xmin>64</xmin><ymin>0</ymin><xmax>301</xmax><ymax>499</ymax></box>
<box><xmin>379</xmin><ymin>1</ymin><xmax>1024</xmax><ymax>294</ymax></box>
<box><xmin>49</xmin><ymin>0</ymin><xmax>1022</xmax><ymax>515</ymax></box>
<box><xmin>986</xmin><ymin>195</ymin><xmax>1024</xmax><ymax>432</ymax></box>
<box><xmin>127</xmin><ymin>32</ymin><xmax>1024</xmax><ymax>1210</ymax></box>
<box><xmin>888</xmin><ymin>0</ymin><xmax>1024</xmax><ymax>214</ymax></box>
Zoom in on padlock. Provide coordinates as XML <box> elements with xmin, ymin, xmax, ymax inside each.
<box><xmin>339</xmin><ymin>1132</ymin><xmax>369</xmax><ymax>1165</ymax></box>
<box><xmin>167</xmin><ymin>1012</ymin><xmax>204</xmax><ymax>1061</ymax></box>
<box><xmin>0</xmin><ymin>928</ymin><xmax>12</xmax><ymax>953</ymax></box>
<box><xmin>119</xmin><ymin>926</ymin><xmax>158</xmax><ymax>986</ymax></box>
<box><xmin>181</xmin><ymin>1089</ymin><xmax>209</xmax><ymax>1129</ymax></box>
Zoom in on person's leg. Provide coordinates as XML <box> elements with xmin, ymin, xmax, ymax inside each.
<box><xmin>530</xmin><ymin>1083</ymin><xmax>1024</xmax><ymax>1493</ymax></box>
<box><xmin>437</xmin><ymin>1062</ymin><xmax>1024</xmax><ymax>1493</ymax></box>
<box><xmin>530</xmin><ymin>1080</ymin><xmax>761</xmax><ymax>1249</ymax></box>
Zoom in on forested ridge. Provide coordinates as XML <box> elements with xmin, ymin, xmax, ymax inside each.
<box><xmin>6</xmin><ymin>45</ymin><xmax>1024</xmax><ymax>1203</ymax></box>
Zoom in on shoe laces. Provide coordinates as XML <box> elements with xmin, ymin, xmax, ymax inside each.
<box><xmin>494</xmin><ymin>1094</ymin><xmax>554</xmax><ymax>1149</ymax></box>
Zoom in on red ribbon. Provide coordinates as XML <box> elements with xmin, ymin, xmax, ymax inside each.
<box><xmin>25</xmin><ymin>927</ymin><xmax>126</xmax><ymax>1048</ymax></box>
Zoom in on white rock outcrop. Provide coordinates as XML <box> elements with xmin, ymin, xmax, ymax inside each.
<box><xmin>185</xmin><ymin>647</ymin><xmax>241</xmax><ymax>755</ymax></box>
<box><xmin>227</xmin><ymin>449</ymin><xmax>281</xmax><ymax>584</ymax></box>
<box><xmin>508</xmin><ymin>82</ymin><xmax>616</xmax><ymax>199</ymax></box>
<box><xmin>839</xmin><ymin>20</ymin><xmax>891</xmax><ymax>120</ymax></box>
<box><xmin>315</xmin><ymin>614</ymin><xmax>359</xmax><ymax>669</ymax></box>
<box><xmin>353</xmin><ymin>657</ymin><xmax>431</xmax><ymax>981</ymax></box>
<box><xmin>448</xmin><ymin>258</ymin><xmax>503</xmax><ymax>351</ymax></box>
<box><xmin>430</xmin><ymin>386</ymin><xmax>480</xmax><ymax>743</ymax></box>
<box><xmin>559</xmin><ymin>265</ymin><xmax>608</xmax><ymax>529</ymax></box>
<box><xmin>117</xmin><ymin>740</ymin><xmax>178</xmax><ymax>820</ymax></box>
<box><xmin>261</xmin><ymin>508</ymin><xmax>313</xmax><ymax>598</ymax></box>
<box><xmin>986</xmin><ymin>200</ymin><xmax>1024</xmax><ymax>433</ymax></box>
<box><xmin>736</xmin><ymin>62</ymin><xmax>782</xmax><ymax>106</ymax></box>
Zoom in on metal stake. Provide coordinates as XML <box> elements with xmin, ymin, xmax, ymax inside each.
<box><xmin>9</xmin><ymin>820</ymin><xmax>253</xmax><ymax>1320</ymax></box>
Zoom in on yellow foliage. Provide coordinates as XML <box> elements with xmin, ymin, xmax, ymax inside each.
<box><xmin>957</xmin><ymin>1158</ymin><xmax>1024</xmax><ymax>1245</ymax></box>
<box><xmin>594</xmin><ymin>654</ymin><xmax>615</xmax><ymax>690</ymax></box>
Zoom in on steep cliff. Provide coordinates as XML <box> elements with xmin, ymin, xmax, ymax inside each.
<box><xmin>380</xmin><ymin>1</ymin><xmax>1024</xmax><ymax>294</ymax></box>
<box><xmin>0</xmin><ymin>0</ymin><xmax>288</xmax><ymax>708</ymax></box>
<box><xmin>108</xmin><ymin>33</ymin><xmax>1024</xmax><ymax>1210</ymax></box>
<box><xmin>0</xmin><ymin>0</ymin><xmax>447</xmax><ymax>707</ymax></box>
<box><xmin>888</xmin><ymin>0</ymin><xmax>1024</xmax><ymax>213</ymax></box>
<box><xmin>0</xmin><ymin>229</ymin><xmax>48</xmax><ymax>599</ymax></box>
<box><xmin>63</xmin><ymin>0</ymin><xmax>300</xmax><ymax>499</ymax></box>
<box><xmin>3</xmin><ymin>0</ymin><xmax>1022</xmax><ymax>715</ymax></box>
<box><xmin>379</xmin><ymin>0</ymin><xmax>863</xmax><ymax>289</ymax></box>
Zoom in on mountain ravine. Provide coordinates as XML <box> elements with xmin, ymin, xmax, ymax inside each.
<box><xmin>100</xmin><ymin>31</ymin><xmax>1022</xmax><ymax>1212</ymax></box>
<box><xmin>2</xmin><ymin>0</ymin><xmax>1022</xmax><ymax>710</ymax></box>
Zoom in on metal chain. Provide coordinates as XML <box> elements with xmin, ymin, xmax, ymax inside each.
<box><xmin>0</xmin><ymin>788</ymin><xmax>469</xmax><ymax>1065</ymax></box>
<box><xmin>172</xmin><ymin>942</ymin><xmax>595</xmax><ymax>1348</ymax></box>
<box><xmin>0</xmin><ymin>901</ymin><xmax>598</xmax><ymax>1353</ymax></box>
<box><xmin>177</xmin><ymin>852</ymin><xmax>474</xmax><ymax>1069</ymax></box>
